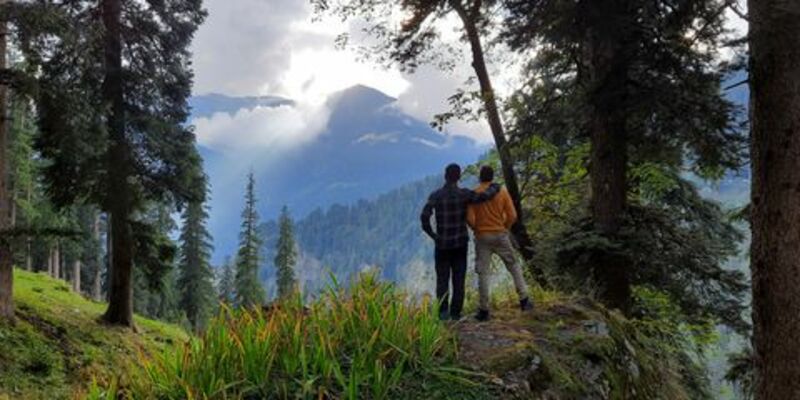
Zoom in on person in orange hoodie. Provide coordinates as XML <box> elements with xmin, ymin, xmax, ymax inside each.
<box><xmin>467</xmin><ymin>166</ymin><xmax>532</xmax><ymax>321</ymax></box>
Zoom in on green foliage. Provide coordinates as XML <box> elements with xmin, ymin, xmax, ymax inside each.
<box><xmin>216</xmin><ymin>256</ymin><xmax>236</xmax><ymax>304</ymax></box>
<box><xmin>502</xmin><ymin>0</ymin><xmax>747</xmax><ymax>177</ymax></box>
<box><xmin>556</xmin><ymin>170</ymin><xmax>749</xmax><ymax>332</ymax></box>
<box><xmin>235</xmin><ymin>172</ymin><xmax>265</xmax><ymax>308</ymax></box>
<box><xmin>178</xmin><ymin>198</ymin><xmax>216</xmax><ymax>332</ymax></box>
<box><xmin>725</xmin><ymin>347</ymin><xmax>754</xmax><ymax>400</ymax></box>
<box><xmin>261</xmin><ymin>176</ymin><xmax>440</xmax><ymax>290</ymax></box>
<box><xmin>129</xmin><ymin>273</ymin><xmax>466</xmax><ymax>399</ymax></box>
<box><xmin>274</xmin><ymin>206</ymin><xmax>297</xmax><ymax>299</ymax></box>
<box><xmin>0</xmin><ymin>269</ymin><xmax>187</xmax><ymax>399</ymax></box>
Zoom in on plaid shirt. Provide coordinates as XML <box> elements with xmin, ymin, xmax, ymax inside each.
<box><xmin>420</xmin><ymin>183</ymin><xmax>501</xmax><ymax>249</ymax></box>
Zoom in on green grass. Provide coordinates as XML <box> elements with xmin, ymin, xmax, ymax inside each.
<box><xmin>121</xmin><ymin>273</ymin><xmax>488</xmax><ymax>400</ymax></box>
<box><xmin>0</xmin><ymin>269</ymin><xmax>188</xmax><ymax>400</ymax></box>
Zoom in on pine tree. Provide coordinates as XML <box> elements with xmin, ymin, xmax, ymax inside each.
<box><xmin>177</xmin><ymin>195</ymin><xmax>215</xmax><ymax>332</ymax></box>
<box><xmin>749</xmin><ymin>1</ymin><xmax>800</xmax><ymax>397</ymax></box>
<box><xmin>235</xmin><ymin>172</ymin><xmax>265</xmax><ymax>308</ymax></box>
<box><xmin>274</xmin><ymin>206</ymin><xmax>297</xmax><ymax>299</ymax></box>
<box><xmin>10</xmin><ymin>0</ymin><xmax>207</xmax><ymax>326</ymax></box>
<box><xmin>502</xmin><ymin>0</ymin><xmax>746</xmax><ymax>312</ymax></box>
<box><xmin>0</xmin><ymin>0</ymin><xmax>12</xmax><ymax>320</ymax></box>
<box><xmin>217</xmin><ymin>256</ymin><xmax>235</xmax><ymax>304</ymax></box>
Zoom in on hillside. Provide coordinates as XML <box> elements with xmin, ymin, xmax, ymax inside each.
<box><xmin>84</xmin><ymin>275</ymin><xmax>713</xmax><ymax>399</ymax></box>
<box><xmin>0</xmin><ymin>270</ymin><xmax>188</xmax><ymax>400</ymax></box>
<box><xmin>259</xmin><ymin>175</ymin><xmax>443</xmax><ymax>296</ymax></box>
<box><xmin>191</xmin><ymin>86</ymin><xmax>487</xmax><ymax>263</ymax></box>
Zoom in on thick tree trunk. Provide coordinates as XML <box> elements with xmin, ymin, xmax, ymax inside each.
<box><xmin>588</xmin><ymin>113</ymin><xmax>630</xmax><ymax>312</ymax></box>
<box><xmin>72</xmin><ymin>260</ymin><xmax>81</xmax><ymax>293</ymax></box>
<box><xmin>92</xmin><ymin>212</ymin><xmax>102</xmax><ymax>301</ymax></box>
<box><xmin>0</xmin><ymin>0</ymin><xmax>10</xmax><ymax>321</ymax></box>
<box><xmin>579</xmin><ymin>0</ymin><xmax>633</xmax><ymax>313</ymax></box>
<box><xmin>452</xmin><ymin>2</ymin><xmax>546</xmax><ymax>287</ymax></box>
<box><xmin>749</xmin><ymin>1</ymin><xmax>800</xmax><ymax>398</ymax></box>
<box><xmin>101</xmin><ymin>0</ymin><xmax>134</xmax><ymax>327</ymax></box>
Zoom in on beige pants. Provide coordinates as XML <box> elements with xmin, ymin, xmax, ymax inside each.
<box><xmin>475</xmin><ymin>232</ymin><xmax>529</xmax><ymax>311</ymax></box>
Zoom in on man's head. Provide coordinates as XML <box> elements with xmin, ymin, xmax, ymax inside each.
<box><xmin>479</xmin><ymin>165</ymin><xmax>494</xmax><ymax>183</ymax></box>
<box><xmin>445</xmin><ymin>163</ymin><xmax>461</xmax><ymax>184</ymax></box>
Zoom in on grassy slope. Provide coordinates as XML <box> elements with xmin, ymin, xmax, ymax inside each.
<box><xmin>0</xmin><ymin>269</ymin><xmax>188</xmax><ymax>400</ymax></box>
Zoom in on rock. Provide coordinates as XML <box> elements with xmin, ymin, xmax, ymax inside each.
<box><xmin>582</xmin><ymin>320</ymin><xmax>609</xmax><ymax>336</ymax></box>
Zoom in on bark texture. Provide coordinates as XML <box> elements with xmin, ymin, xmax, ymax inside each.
<box><xmin>579</xmin><ymin>0</ymin><xmax>633</xmax><ymax>313</ymax></box>
<box><xmin>101</xmin><ymin>0</ymin><xmax>134</xmax><ymax>327</ymax></box>
<box><xmin>0</xmin><ymin>0</ymin><xmax>12</xmax><ymax>320</ymax></box>
<box><xmin>72</xmin><ymin>260</ymin><xmax>81</xmax><ymax>293</ymax></box>
<box><xmin>92</xmin><ymin>213</ymin><xmax>102</xmax><ymax>301</ymax></box>
<box><xmin>749</xmin><ymin>1</ymin><xmax>800</xmax><ymax>398</ymax></box>
<box><xmin>452</xmin><ymin>1</ymin><xmax>546</xmax><ymax>287</ymax></box>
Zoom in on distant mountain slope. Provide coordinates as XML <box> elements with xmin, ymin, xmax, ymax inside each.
<box><xmin>190</xmin><ymin>86</ymin><xmax>487</xmax><ymax>263</ymax></box>
<box><xmin>259</xmin><ymin>175</ymin><xmax>443</xmax><ymax>297</ymax></box>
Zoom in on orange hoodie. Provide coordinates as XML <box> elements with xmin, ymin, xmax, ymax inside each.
<box><xmin>467</xmin><ymin>182</ymin><xmax>517</xmax><ymax>237</ymax></box>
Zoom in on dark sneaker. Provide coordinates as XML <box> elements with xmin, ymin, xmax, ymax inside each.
<box><xmin>449</xmin><ymin>313</ymin><xmax>463</xmax><ymax>321</ymax></box>
<box><xmin>438</xmin><ymin>310</ymin><xmax>450</xmax><ymax>321</ymax></box>
<box><xmin>475</xmin><ymin>309</ymin><xmax>491</xmax><ymax>322</ymax></box>
<box><xmin>520</xmin><ymin>297</ymin><xmax>534</xmax><ymax>311</ymax></box>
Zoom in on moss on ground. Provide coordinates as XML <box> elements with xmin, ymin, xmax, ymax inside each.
<box><xmin>0</xmin><ymin>269</ymin><xmax>188</xmax><ymax>400</ymax></box>
<box><xmin>453</xmin><ymin>287</ymin><xmax>699</xmax><ymax>399</ymax></box>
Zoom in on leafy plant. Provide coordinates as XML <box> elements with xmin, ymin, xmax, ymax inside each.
<box><xmin>127</xmin><ymin>272</ymin><xmax>468</xmax><ymax>399</ymax></box>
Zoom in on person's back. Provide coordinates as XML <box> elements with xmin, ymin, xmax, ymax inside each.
<box><xmin>467</xmin><ymin>182</ymin><xmax>516</xmax><ymax>237</ymax></box>
<box><xmin>420</xmin><ymin>163</ymin><xmax>500</xmax><ymax>320</ymax></box>
<box><xmin>467</xmin><ymin>166</ymin><xmax>531</xmax><ymax>322</ymax></box>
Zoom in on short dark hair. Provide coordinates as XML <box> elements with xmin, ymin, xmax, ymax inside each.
<box><xmin>479</xmin><ymin>165</ymin><xmax>494</xmax><ymax>183</ymax></box>
<box><xmin>445</xmin><ymin>163</ymin><xmax>461</xmax><ymax>183</ymax></box>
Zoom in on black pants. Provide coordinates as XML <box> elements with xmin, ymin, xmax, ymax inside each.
<box><xmin>435</xmin><ymin>246</ymin><xmax>468</xmax><ymax>317</ymax></box>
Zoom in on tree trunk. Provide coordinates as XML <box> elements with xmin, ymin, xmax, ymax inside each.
<box><xmin>24</xmin><ymin>181</ymin><xmax>31</xmax><ymax>270</ymax></box>
<box><xmin>588</xmin><ymin>113</ymin><xmax>630</xmax><ymax>312</ymax></box>
<box><xmin>72</xmin><ymin>260</ymin><xmax>81</xmax><ymax>294</ymax></box>
<box><xmin>452</xmin><ymin>2</ymin><xmax>546</xmax><ymax>287</ymax></box>
<box><xmin>105</xmin><ymin>212</ymin><xmax>112</xmax><ymax>302</ymax></box>
<box><xmin>101</xmin><ymin>0</ymin><xmax>134</xmax><ymax>327</ymax></box>
<box><xmin>579</xmin><ymin>0</ymin><xmax>633</xmax><ymax>314</ymax></box>
<box><xmin>47</xmin><ymin>246</ymin><xmax>53</xmax><ymax>276</ymax></box>
<box><xmin>53</xmin><ymin>241</ymin><xmax>60</xmax><ymax>279</ymax></box>
<box><xmin>749</xmin><ymin>1</ymin><xmax>800</xmax><ymax>398</ymax></box>
<box><xmin>0</xmin><ymin>0</ymin><xmax>11</xmax><ymax>321</ymax></box>
<box><xmin>92</xmin><ymin>212</ymin><xmax>102</xmax><ymax>301</ymax></box>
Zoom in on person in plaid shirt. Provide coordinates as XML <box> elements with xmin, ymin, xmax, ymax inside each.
<box><xmin>420</xmin><ymin>163</ymin><xmax>500</xmax><ymax>320</ymax></box>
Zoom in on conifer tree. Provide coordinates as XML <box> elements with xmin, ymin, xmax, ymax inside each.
<box><xmin>235</xmin><ymin>172</ymin><xmax>264</xmax><ymax>308</ymax></box>
<box><xmin>217</xmin><ymin>256</ymin><xmax>236</xmax><ymax>304</ymax></box>
<box><xmin>0</xmin><ymin>0</ymin><xmax>12</xmax><ymax>320</ymax></box>
<box><xmin>502</xmin><ymin>0</ymin><xmax>745</xmax><ymax>312</ymax></box>
<box><xmin>274</xmin><ymin>206</ymin><xmax>297</xmax><ymax>299</ymax></box>
<box><xmin>177</xmin><ymin>193</ymin><xmax>215</xmax><ymax>332</ymax></box>
<box><xmin>9</xmin><ymin>0</ymin><xmax>207</xmax><ymax>326</ymax></box>
<box><xmin>749</xmin><ymin>1</ymin><xmax>800</xmax><ymax>397</ymax></box>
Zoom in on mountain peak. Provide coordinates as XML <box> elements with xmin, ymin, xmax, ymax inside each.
<box><xmin>328</xmin><ymin>85</ymin><xmax>396</xmax><ymax>110</ymax></box>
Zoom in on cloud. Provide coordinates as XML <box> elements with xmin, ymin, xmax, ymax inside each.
<box><xmin>354</xmin><ymin>132</ymin><xmax>400</xmax><ymax>145</ymax></box>
<box><xmin>190</xmin><ymin>0</ymin><xmax>495</xmax><ymax>143</ymax></box>
<box><xmin>193</xmin><ymin>101</ymin><xmax>331</xmax><ymax>154</ymax></box>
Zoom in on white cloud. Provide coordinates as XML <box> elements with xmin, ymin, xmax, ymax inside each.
<box><xmin>354</xmin><ymin>132</ymin><xmax>400</xmax><ymax>144</ymax></box>
<box><xmin>193</xmin><ymin>101</ymin><xmax>331</xmax><ymax>153</ymax></box>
